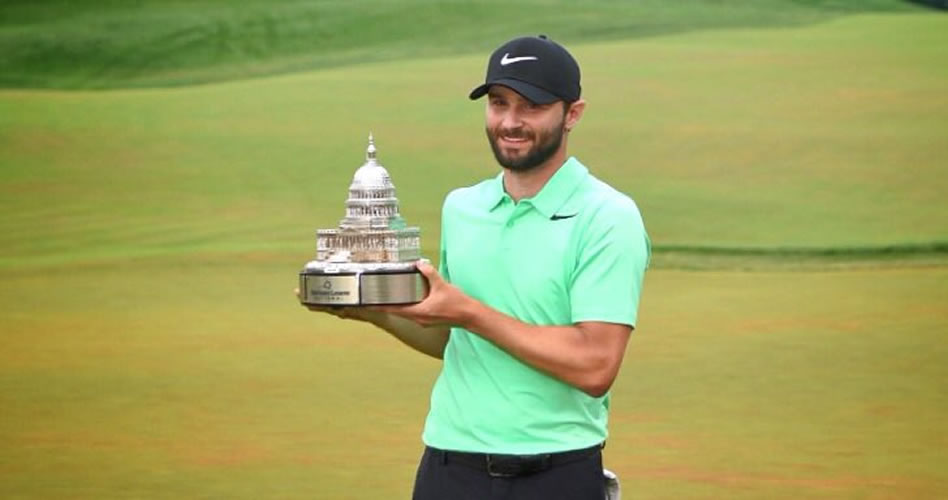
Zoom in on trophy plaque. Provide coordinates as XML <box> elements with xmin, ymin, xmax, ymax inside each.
<box><xmin>299</xmin><ymin>134</ymin><xmax>429</xmax><ymax>306</ymax></box>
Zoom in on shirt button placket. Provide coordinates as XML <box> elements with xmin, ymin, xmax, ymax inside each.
<box><xmin>501</xmin><ymin>216</ymin><xmax>513</xmax><ymax>249</ymax></box>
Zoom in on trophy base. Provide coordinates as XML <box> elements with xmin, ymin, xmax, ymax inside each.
<box><xmin>299</xmin><ymin>263</ymin><xmax>428</xmax><ymax>306</ymax></box>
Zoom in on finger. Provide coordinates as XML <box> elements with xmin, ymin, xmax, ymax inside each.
<box><xmin>374</xmin><ymin>305</ymin><xmax>399</xmax><ymax>314</ymax></box>
<box><xmin>306</xmin><ymin>305</ymin><xmax>343</xmax><ymax>318</ymax></box>
<box><xmin>329</xmin><ymin>309</ymin><xmax>346</xmax><ymax>319</ymax></box>
<box><xmin>377</xmin><ymin>303</ymin><xmax>421</xmax><ymax>318</ymax></box>
<box><xmin>415</xmin><ymin>260</ymin><xmax>443</xmax><ymax>285</ymax></box>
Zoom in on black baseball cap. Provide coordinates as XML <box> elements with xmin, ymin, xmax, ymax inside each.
<box><xmin>469</xmin><ymin>35</ymin><xmax>581</xmax><ymax>105</ymax></box>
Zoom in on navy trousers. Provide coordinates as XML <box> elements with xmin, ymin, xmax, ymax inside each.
<box><xmin>412</xmin><ymin>446</ymin><xmax>606</xmax><ymax>500</ymax></box>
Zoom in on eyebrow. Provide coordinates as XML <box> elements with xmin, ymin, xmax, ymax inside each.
<box><xmin>487</xmin><ymin>92</ymin><xmax>536</xmax><ymax>104</ymax></box>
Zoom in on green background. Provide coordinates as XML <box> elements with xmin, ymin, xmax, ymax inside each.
<box><xmin>1</xmin><ymin>1</ymin><xmax>946</xmax><ymax>498</ymax></box>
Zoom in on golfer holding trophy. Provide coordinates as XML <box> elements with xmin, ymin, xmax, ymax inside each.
<box><xmin>299</xmin><ymin>35</ymin><xmax>647</xmax><ymax>500</ymax></box>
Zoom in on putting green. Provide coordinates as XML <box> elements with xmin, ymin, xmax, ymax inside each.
<box><xmin>2</xmin><ymin>14</ymin><xmax>946</xmax><ymax>273</ymax></box>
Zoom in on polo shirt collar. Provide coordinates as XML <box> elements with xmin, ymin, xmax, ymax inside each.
<box><xmin>486</xmin><ymin>171</ymin><xmax>507</xmax><ymax>211</ymax></box>
<box><xmin>529</xmin><ymin>157</ymin><xmax>588</xmax><ymax>218</ymax></box>
<box><xmin>486</xmin><ymin>157</ymin><xmax>589</xmax><ymax>218</ymax></box>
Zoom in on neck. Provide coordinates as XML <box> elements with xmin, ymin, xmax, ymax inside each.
<box><xmin>503</xmin><ymin>146</ymin><xmax>569</xmax><ymax>203</ymax></box>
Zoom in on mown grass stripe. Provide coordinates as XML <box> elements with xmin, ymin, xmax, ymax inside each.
<box><xmin>655</xmin><ymin>242</ymin><xmax>948</xmax><ymax>258</ymax></box>
<box><xmin>0</xmin><ymin>0</ymin><xmax>924</xmax><ymax>89</ymax></box>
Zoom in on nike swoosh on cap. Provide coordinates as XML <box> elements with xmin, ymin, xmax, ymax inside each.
<box><xmin>500</xmin><ymin>53</ymin><xmax>538</xmax><ymax>66</ymax></box>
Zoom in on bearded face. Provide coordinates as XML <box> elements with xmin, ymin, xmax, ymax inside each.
<box><xmin>485</xmin><ymin>101</ymin><xmax>568</xmax><ymax>172</ymax></box>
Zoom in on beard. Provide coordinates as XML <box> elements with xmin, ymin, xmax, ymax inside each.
<box><xmin>486</xmin><ymin>114</ymin><xmax>566</xmax><ymax>172</ymax></box>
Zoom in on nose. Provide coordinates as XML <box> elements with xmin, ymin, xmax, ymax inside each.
<box><xmin>500</xmin><ymin>108</ymin><xmax>523</xmax><ymax>130</ymax></box>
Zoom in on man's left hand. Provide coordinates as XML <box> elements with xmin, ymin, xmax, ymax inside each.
<box><xmin>376</xmin><ymin>261</ymin><xmax>474</xmax><ymax>328</ymax></box>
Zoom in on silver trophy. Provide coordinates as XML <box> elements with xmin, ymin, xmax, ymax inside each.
<box><xmin>299</xmin><ymin>134</ymin><xmax>429</xmax><ymax>306</ymax></box>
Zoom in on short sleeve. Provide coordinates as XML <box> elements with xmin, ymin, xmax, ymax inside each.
<box><xmin>569</xmin><ymin>201</ymin><xmax>649</xmax><ymax>327</ymax></box>
<box><xmin>437</xmin><ymin>194</ymin><xmax>452</xmax><ymax>282</ymax></box>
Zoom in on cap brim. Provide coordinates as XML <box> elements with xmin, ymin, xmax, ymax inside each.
<box><xmin>468</xmin><ymin>78</ymin><xmax>560</xmax><ymax>105</ymax></box>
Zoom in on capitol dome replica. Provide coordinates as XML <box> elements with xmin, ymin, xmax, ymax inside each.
<box><xmin>314</xmin><ymin>134</ymin><xmax>421</xmax><ymax>265</ymax></box>
<box><xmin>299</xmin><ymin>134</ymin><xmax>428</xmax><ymax>306</ymax></box>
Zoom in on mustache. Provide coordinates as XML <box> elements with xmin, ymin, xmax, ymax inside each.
<box><xmin>489</xmin><ymin>127</ymin><xmax>534</xmax><ymax>140</ymax></box>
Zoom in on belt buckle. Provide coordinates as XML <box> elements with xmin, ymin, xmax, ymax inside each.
<box><xmin>486</xmin><ymin>455</ymin><xmax>518</xmax><ymax>478</ymax></box>
<box><xmin>486</xmin><ymin>454</ymin><xmax>551</xmax><ymax>478</ymax></box>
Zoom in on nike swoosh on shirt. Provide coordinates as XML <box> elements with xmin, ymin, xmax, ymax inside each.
<box><xmin>550</xmin><ymin>213</ymin><xmax>577</xmax><ymax>221</ymax></box>
<box><xmin>500</xmin><ymin>53</ymin><xmax>538</xmax><ymax>66</ymax></box>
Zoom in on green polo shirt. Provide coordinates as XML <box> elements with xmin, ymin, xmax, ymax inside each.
<box><xmin>422</xmin><ymin>157</ymin><xmax>650</xmax><ymax>454</ymax></box>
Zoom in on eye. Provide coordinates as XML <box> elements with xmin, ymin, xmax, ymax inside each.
<box><xmin>525</xmin><ymin>101</ymin><xmax>549</xmax><ymax>112</ymax></box>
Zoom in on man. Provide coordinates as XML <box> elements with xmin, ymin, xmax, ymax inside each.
<box><xmin>305</xmin><ymin>35</ymin><xmax>649</xmax><ymax>499</ymax></box>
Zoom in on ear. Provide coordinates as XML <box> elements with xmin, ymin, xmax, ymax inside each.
<box><xmin>565</xmin><ymin>99</ymin><xmax>586</xmax><ymax>132</ymax></box>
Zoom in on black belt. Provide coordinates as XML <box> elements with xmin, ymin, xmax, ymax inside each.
<box><xmin>432</xmin><ymin>443</ymin><xmax>603</xmax><ymax>478</ymax></box>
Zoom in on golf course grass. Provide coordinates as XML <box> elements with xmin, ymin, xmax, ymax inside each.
<box><xmin>1</xmin><ymin>1</ymin><xmax>947</xmax><ymax>498</ymax></box>
<box><xmin>2</xmin><ymin>258</ymin><xmax>945</xmax><ymax>498</ymax></box>
<box><xmin>0</xmin><ymin>0</ymin><xmax>923</xmax><ymax>89</ymax></box>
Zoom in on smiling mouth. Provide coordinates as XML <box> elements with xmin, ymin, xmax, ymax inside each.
<box><xmin>499</xmin><ymin>134</ymin><xmax>531</xmax><ymax>146</ymax></box>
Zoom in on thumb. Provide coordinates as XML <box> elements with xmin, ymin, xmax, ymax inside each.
<box><xmin>416</xmin><ymin>260</ymin><xmax>442</xmax><ymax>285</ymax></box>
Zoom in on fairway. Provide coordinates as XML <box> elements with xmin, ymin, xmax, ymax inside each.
<box><xmin>2</xmin><ymin>260</ymin><xmax>945</xmax><ymax>498</ymax></box>
<box><xmin>1</xmin><ymin>3</ymin><xmax>947</xmax><ymax>499</ymax></box>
